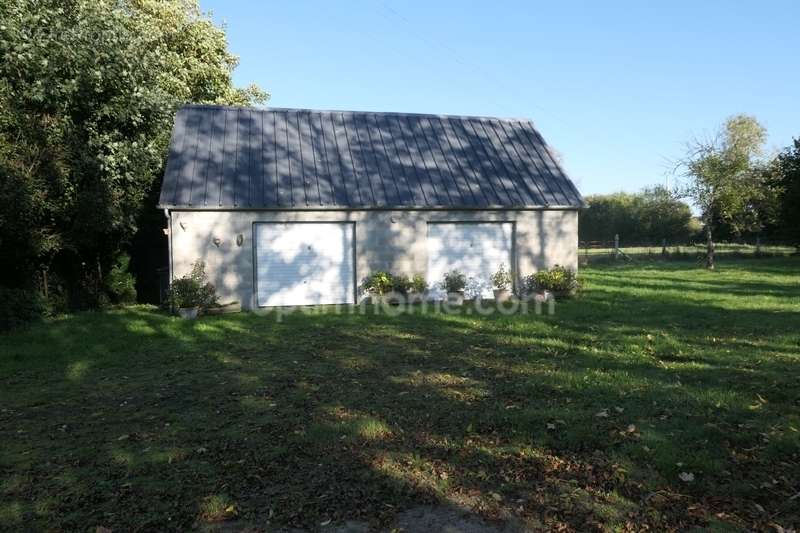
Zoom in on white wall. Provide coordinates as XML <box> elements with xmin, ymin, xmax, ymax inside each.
<box><xmin>169</xmin><ymin>209</ymin><xmax>579</xmax><ymax>309</ymax></box>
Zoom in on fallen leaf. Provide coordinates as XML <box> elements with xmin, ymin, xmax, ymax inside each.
<box><xmin>679</xmin><ymin>472</ymin><xmax>695</xmax><ymax>482</ymax></box>
<box><xmin>491</xmin><ymin>492</ymin><xmax>502</xmax><ymax>501</ymax></box>
<box><xmin>320</xmin><ymin>518</ymin><xmax>331</xmax><ymax>526</ymax></box>
<box><xmin>546</xmin><ymin>423</ymin><xmax>556</xmax><ymax>430</ymax></box>
<box><xmin>595</xmin><ymin>409</ymin><xmax>609</xmax><ymax>418</ymax></box>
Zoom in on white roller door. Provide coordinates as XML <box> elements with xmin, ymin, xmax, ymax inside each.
<box><xmin>255</xmin><ymin>222</ymin><xmax>355</xmax><ymax>306</ymax></box>
<box><xmin>427</xmin><ymin>222</ymin><xmax>513</xmax><ymax>300</ymax></box>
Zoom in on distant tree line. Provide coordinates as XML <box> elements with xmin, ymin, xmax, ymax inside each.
<box><xmin>578</xmin><ymin>187</ymin><xmax>697</xmax><ymax>244</ymax></box>
<box><xmin>580</xmin><ymin>127</ymin><xmax>800</xmax><ymax>260</ymax></box>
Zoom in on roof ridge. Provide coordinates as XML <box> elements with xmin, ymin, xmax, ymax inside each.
<box><xmin>180</xmin><ymin>104</ymin><xmax>534</xmax><ymax>125</ymax></box>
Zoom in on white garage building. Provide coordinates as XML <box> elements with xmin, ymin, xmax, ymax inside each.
<box><xmin>159</xmin><ymin>105</ymin><xmax>583</xmax><ymax>309</ymax></box>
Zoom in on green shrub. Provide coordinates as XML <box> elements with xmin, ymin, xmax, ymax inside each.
<box><xmin>0</xmin><ymin>287</ymin><xmax>46</xmax><ymax>331</ymax></box>
<box><xmin>362</xmin><ymin>271</ymin><xmax>394</xmax><ymax>296</ymax></box>
<box><xmin>166</xmin><ymin>261</ymin><xmax>218</xmax><ymax>309</ymax></box>
<box><xmin>441</xmin><ymin>270</ymin><xmax>466</xmax><ymax>293</ymax></box>
<box><xmin>106</xmin><ymin>253</ymin><xmax>137</xmax><ymax>304</ymax></box>
<box><xmin>490</xmin><ymin>263</ymin><xmax>512</xmax><ymax>290</ymax></box>
<box><xmin>524</xmin><ymin>265</ymin><xmax>580</xmax><ymax>295</ymax></box>
<box><xmin>391</xmin><ymin>274</ymin><xmax>412</xmax><ymax>294</ymax></box>
<box><xmin>410</xmin><ymin>274</ymin><xmax>427</xmax><ymax>293</ymax></box>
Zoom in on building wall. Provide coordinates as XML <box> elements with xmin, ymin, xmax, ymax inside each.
<box><xmin>169</xmin><ymin>209</ymin><xmax>579</xmax><ymax>309</ymax></box>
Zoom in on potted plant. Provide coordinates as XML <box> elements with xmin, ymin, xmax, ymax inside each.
<box><xmin>390</xmin><ymin>274</ymin><xmax>412</xmax><ymax>304</ymax></box>
<box><xmin>524</xmin><ymin>265</ymin><xmax>580</xmax><ymax>301</ymax></box>
<box><xmin>409</xmin><ymin>274</ymin><xmax>427</xmax><ymax>303</ymax></box>
<box><xmin>441</xmin><ymin>269</ymin><xmax>467</xmax><ymax>305</ymax></box>
<box><xmin>166</xmin><ymin>261</ymin><xmax>218</xmax><ymax>319</ymax></box>
<box><xmin>490</xmin><ymin>263</ymin><xmax>513</xmax><ymax>302</ymax></box>
<box><xmin>362</xmin><ymin>271</ymin><xmax>394</xmax><ymax>304</ymax></box>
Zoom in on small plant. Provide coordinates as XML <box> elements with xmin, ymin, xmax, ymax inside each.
<box><xmin>166</xmin><ymin>261</ymin><xmax>218</xmax><ymax>309</ymax></box>
<box><xmin>106</xmin><ymin>253</ymin><xmax>137</xmax><ymax>304</ymax></box>
<box><xmin>490</xmin><ymin>263</ymin><xmax>512</xmax><ymax>290</ymax></box>
<box><xmin>524</xmin><ymin>265</ymin><xmax>580</xmax><ymax>296</ymax></box>
<box><xmin>410</xmin><ymin>274</ymin><xmax>427</xmax><ymax>293</ymax></box>
<box><xmin>362</xmin><ymin>271</ymin><xmax>394</xmax><ymax>296</ymax></box>
<box><xmin>391</xmin><ymin>274</ymin><xmax>412</xmax><ymax>295</ymax></box>
<box><xmin>441</xmin><ymin>269</ymin><xmax>466</xmax><ymax>293</ymax></box>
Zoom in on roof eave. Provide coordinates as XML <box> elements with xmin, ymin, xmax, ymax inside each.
<box><xmin>157</xmin><ymin>204</ymin><xmax>582</xmax><ymax>211</ymax></box>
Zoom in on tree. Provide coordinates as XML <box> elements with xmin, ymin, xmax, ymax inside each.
<box><xmin>637</xmin><ymin>186</ymin><xmax>695</xmax><ymax>244</ymax></box>
<box><xmin>771</xmin><ymin>139</ymin><xmax>800</xmax><ymax>246</ymax></box>
<box><xmin>675</xmin><ymin>115</ymin><xmax>772</xmax><ymax>269</ymax></box>
<box><xmin>0</xmin><ymin>0</ymin><xmax>267</xmax><ymax>305</ymax></box>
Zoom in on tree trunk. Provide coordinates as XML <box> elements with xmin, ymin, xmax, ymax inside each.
<box><xmin>705</xmin><ymin>223</ymin><xmax>715</xmax><ymax>269</ymax></box>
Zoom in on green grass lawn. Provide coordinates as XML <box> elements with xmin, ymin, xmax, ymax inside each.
<box><xmin>1</xmin><ymin>258</ymin><xmax>799</xmax><ymax>531</ymax></box>
<box><xmin>580</xmin><ymin>242</ymin><xmax>797</xmax><ymax>258</ymax></box>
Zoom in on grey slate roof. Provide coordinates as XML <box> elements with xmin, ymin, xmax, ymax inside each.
<box><xmin>158</xmin><ymin>105</ymin><xmax>583</xmax><ymax>209</ymax></box>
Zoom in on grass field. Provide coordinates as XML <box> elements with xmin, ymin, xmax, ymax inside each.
<box><xmin>580</xmin><ymin>242</ymin><xmax>797</xmax><ymax>259</ymax></box>
<box><xmin>1</xmin><ymin>258</ymin><xmax>799</xmax><ymax>531</ymax></box>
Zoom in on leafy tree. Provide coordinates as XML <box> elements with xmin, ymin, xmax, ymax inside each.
<box><xmin>0</xmin><ymin>0</ymin><xmax>266</xmax><ymax>305</ymax></box>
<box><xmin>637</xmin><ymin>186</ymin><xmax>695</xmax><ymax>243</ymax></box>
<box><xmin>771</xmin><ymin>139</ymin><xmax>800</xmax><ymax>246</ymax></box>
<box><xmin>675</xmin><ymin>115</ymin><xmax>773</xmax><ymax>269</ymax></box>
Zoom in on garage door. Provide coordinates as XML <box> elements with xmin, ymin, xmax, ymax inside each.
<box><xmin>427</xmin><ymin>222</ymin><xmax>513</xmax><ymax>300</ymax></box>
<box><xmin>254</xmin><ymin>222</ymin><xmax>355</xmax><ymax>306</ymax></box>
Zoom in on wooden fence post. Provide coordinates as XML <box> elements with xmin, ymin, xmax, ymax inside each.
<box><xmin>614</xmin><ymin>234</ymin><xmax>620</xmax><ymax>260</ymax></box>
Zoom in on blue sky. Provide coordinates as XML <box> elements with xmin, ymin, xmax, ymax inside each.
<box><xmin>201</xmin><ymin>0</ymin><xmax>799</xmax><ymax>196</ymax></box>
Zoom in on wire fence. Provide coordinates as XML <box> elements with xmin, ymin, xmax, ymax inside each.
<box><xmin>579</xmin><ymin>236</ymin><xmax>797</xmax><ymax>265</ymax></box>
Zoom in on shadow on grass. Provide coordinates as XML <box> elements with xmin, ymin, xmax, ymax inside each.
<box><xmin>1</xmin><ymin>258</ymin><xmax>799</xmax><ymax>531</ymax></box>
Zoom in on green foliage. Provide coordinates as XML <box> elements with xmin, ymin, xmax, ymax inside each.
<box><xmin>441</xmin><ymin>270</ymin><xmax>466</xmax><ymax>293</ymax></box>
<box><xmin>166</xmin><ymin>261</ymin><xmax>217</xmax><ymax>309</ymax></box>
<box><xmin>771</xmin><ymin>139</ymin><xmax>800</xmax><ymax>244</ymax></box>
<box><xmin>363</xmin><ymin>272</ymin><xmax>427</xmax><ymax>296</ymax></box>
<box><xmin>106</xmin><ymin>253</ymin><xmax>137</xmax><ymax>304</ymax></box>
<box><xmin>579</xmin><ymin>186</ymin><xmax>694</xmax><ymax>244</ymax></box>
<box><xmin>490</xmin><ymin>263</ymin><xmax>512</xmax><ymax>290</ymax></box>
<box><xmin>391</xmin><ymin>274</ymin><xmax>412</xmax><ymax>295</ymax></box>
<box><xmin>0</xmin><ymin>287</ymin><xmax>46</xmax><ymax>331</ymax></box>
<box><xmin>362</xmin><ymin>271</ymin><xmax>394</xmax><ymax>296</ymax></box>
<box><xmin>525</xmin><ymin>265</ymin><xmax>580</xmax><ymax>295</ymax></box>
<box><xmin>0</xmin><ymin>0</ymin><xmax>266</xmax><ymax>301</ymax></box>
<box><xmin>676</xmin><ymin>115</ymin><xmax>775</xmax><ymax>267</ymax></box>
<box><xmin>410</xmin><ymin>274</ymin><xmax>427</xmax><ymax>293</ymax></box>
